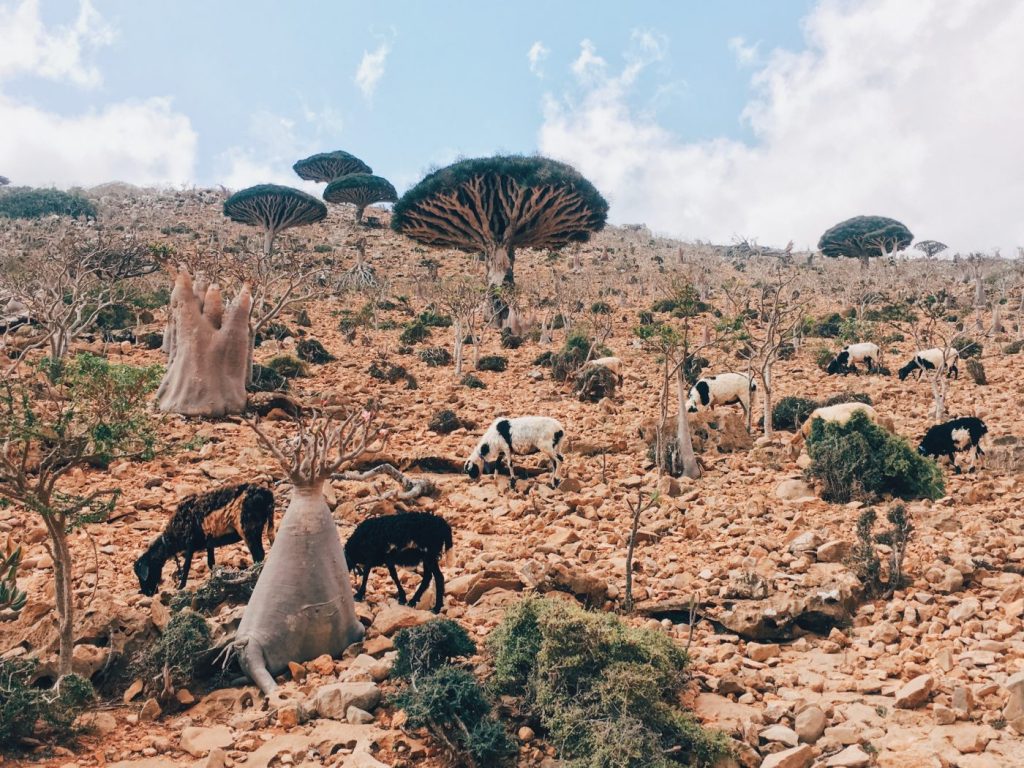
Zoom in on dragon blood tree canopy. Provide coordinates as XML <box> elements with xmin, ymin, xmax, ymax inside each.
<box><xmin>293</xmin><ymin>151</ymin><xmax>372</xmax><ymax>183</ymax></box>
<box><xmin>323</xmin><ymin>174</ymin><xmax>398</xmax><ymax>223</ymax></box>
<box><xmin>223</xmin><ymin>184</ymin><xmax>327</xmax><ymax>255</ymax></box>
<box><xmin>818</xmin><ymin>215</ymin><xmax>914</xmax><ymax>265</ymax></box>
<box><xmin>391</xmin><ymin>155</ymin><xmax>608</xmax><ymax>306</ymax></box>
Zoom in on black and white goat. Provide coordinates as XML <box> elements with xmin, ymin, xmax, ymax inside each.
<box><xmin>898</xmin><ymin>347</ymin><xmax>959</xmax><ymax>381</ymax></box>
<box><xmin>134</xmin><ymin>483</ymin><xmax>275</xmax><ymax>596</ymax></box>
<box><xmin>826</xmin><ymin>342</ymin><xmax>881</xmax><ymax>375</ymax></box>
<box><xmin>918</xmin><ymin>416</ymin><xmax>988</xmax><ymax>473</ymax></box>
<box><xmin>686</xmin><ymin>373</ymin><xmax>756</xmax><ymax>416</ymax></box>
<box><xmin>464</xmin><ymin>416</ymin><xmax>565</xmax><ymax>489</ymax></box>
<box><xmin>344</xmin><ymin>512</ymin><xmax>453</xmax><ymax>613</ymax></box>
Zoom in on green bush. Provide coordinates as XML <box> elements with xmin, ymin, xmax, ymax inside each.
<box><xmin>393</xmin><ymin>619</ymin><xmax>476</xmax><ymax>679</ymax></box>
<box><xmin>294</xmin><ymin>308</ymin><xmax>312</xmax><ymax>327</ymax></box>
<box><xmin>806</xmin><ymin>312</ymin><xmax>843</xmax><ymax>338</ymax></box>
<box><xmin>417</xmin><ymin>310</ymin><xmax>452</xmax><ymax>328</ymax></box>
<box><xmin>368</xmin><ymin>360</ymin><xmax>408</xmax><ymax>383</ymax></box>
<box><xmin>476</xmin><ymin>354</ymin><xmax>507</xmax><ymax>372</ymax></box>
<box><xmin>814</xmin><ymin>345</ymin><xmax>836</xmax><ymax>371</ymax></box>
<box><xmin>296</xmin><ymin>338</ymin><xmax>335</xmax><ymax>364</ymax></box>
<box><xmin>145</xmin><ymin>610</ymin><xmax>212</xmax><ymax>685</ymax></box>
<box><xmin>549</xmin><ymin>334</ymin><xmax>611</xmax><ymax>382</ymax></box>
<box><xmin>864</xmin><ymin>303</ymin><xmax>917</xmax><ymax>323</ymax></box>
<box><xmin>248</xmin><ymin>364</ymin><xmax>288</xmax><ymax>392</ymax></box>
<box><xmin>427</xmin><ymin>409</ymin><xmax>463</xmax><ymax>435</ymax></box>
<box><xmin>683</xmin><ymin>355</ymin><xmax>710</xmax><ymax>386</ymax></box>
<box><xmin>1003</xmin><ymin>339</ymin><xmax>1024</xmax><ymax>355</ymax></box>
<box><xmin>488</xmin><ymin>598</ymin><xmax>731</xmax><ymax>768</ymax></box>
<box><xmin>821</xmin><ymin>391</ymin><xmax>873</xmax><ymax>407</ymax></box>
<box><xmin>0</xmin><ymin>187</ymin><xmax>97</xmax><ymax>220</ymax></box>
<box><xmin>400</xmin><ymin>320</ymin><xmax>431</xmax><ymax>345</ymax></box>
<box><xmin>392</xmin><ymin>620</ymin><xmax>513</xmax><ymax>766</ymax></box>
<box><xmin>461</xmin><ymin>374</ymin><xmax>486</xmax><ymax>389</ymax></box>
<box><xmin>849</xmin><ymin>505</ymin><xmax>914</xmax><ymax>598</ymax></box>
<box><xmin>94</xmin><ymin>303</ymin><xmax>135</xmax><ymax>332</ymax></box>
<box><xmin>805</xmin><ymin>412</ymin><xmax>944</xmax><ymax>503</ymax></box>
<box><xmin>266</xmin><ymin>355</ymin><xmax>308</xmax><ymax>378</ymax></box>
<box><xmin>533</xmin><ymin>350</ymin><xmax>554</xmax><ymax>367</ymax></box>
<box><xmin>0</xmin><ymin>659</ymin><xmax>94</xmax><ymax>749</ymax></box>
<box><xmin>499</xmin><ymin>328</ymin><xmax>522</xmax><ymax>349</ymax></box>
<box><xmin>965</xmin><ymin>358</ymin><xmax>986</xmax><ymax>385</ymax></box>
<box><xmin>772</xmin><ymin>396</ymin><xmax>820</xmax><ymax>432</ymax></box>
<box><xmin>954</xmin><ymin>337</ymin><xmax>983</xmax><ymax>359</ymax></box>
<box><xmin>419</xmin><ymin>347</ymin><xmax>452</xmax><ymax>367</ymax></box>
<box><xmin>255</xmin><ymin>322</ymin><xmax>294</xmax><ymax>346</ymax></box>
<box><xmin>590</xmin><ymin>301</ymin><xmax>612</xmax><ymax>314</ymax></box>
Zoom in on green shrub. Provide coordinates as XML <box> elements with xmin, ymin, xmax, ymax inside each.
<box><xmin>488</xmin><ymin>598</ymin><xmax>730</xmax><ymax>768</ymax></box>
<box><xmin>248</xmin><ymin>364</ymin><xmax>288</xmax><ymax>392</ymax></box>
<box><xmin>476</xmin><ymin>354</ymin><xmax>507</xmax><ymax>372</ymax></box>
<box><xmin>400</xmin><ymin>320</ymin><xmax>431</xmax><ymax>345</ymax></box>
<box><xmin>499</xmin><ymin>328</ymin><xmax>522</xmax><ymax>349</ymax></box>
<box><xmin>417</xmin><ymin>310</ymin><xmax>452</xmax><ymax>328</ymax></box>
<box><xmin>294</xmin><ymin>308</ymin><xmax>312</xmax><ymax>327</ymax></box>
<box><xmin>94</xmin><ymin>303</ymin><xmax>135</xmax><ymax>332</ymax></box>
<box><xmin>965</xmin><ymin>358</ymin><xmax>986</xmax><ymax>385</ymax></box>
<box><xmin>821</xmin><ymin>392</ymin><xmax>873</xmax><ymax>407</ymax></box>
<box><xmin>368</xmin><ymin>361</ymin><xmax>408</xmax><ymax>383</ymax></box>
<box><xmin>954</xmin><ymin>337</ymin><xmax>983</xmax><ymax>359</ymax></box>
<box><xmin>419</xmin><ymin>347</ymin><xmax>452</xmax><ymax>367</ymax></box>
<box><xmin>533</xmin><ymin>350</ymin><xmax>554</xmax><ymax>367</ymax></box>
<box><xmin>574</xmin><ymin>365</ymin><xmax>617</xmax><ymax>403</ymax></box>
<box><xmin>296</xmin><ymin>338</ymin><xmax>335</xmax><ymax>364</ymax></box>
<box><xmin>772</xmin><ymin>396</ymin><xmax>820</xmax><ymax>432</ymax></box>
<box><xmin>0</xmin><ymin>659</ymin><xmax>94</xmax><ymax>749</ymax></box>
<box><xmin>805</xmin><ymin>412</ymin><xmax>944</xmax><ymax>503</ymax></box>
<box><xmin>266</xmin><ymin>355</ymin><xmax>308</xmax><ymax>378</ymax></box>
<box><xmin>428</xmin><ymin>409</ymin><xmax>463</xmax><ymax>435</ymax></box>
<box><xmin>849</xmin><ymin>505</ymin><xmax>914</xmax><ymax>598</ymax></box>
<box><xmin>1003</xmin><ymin>339</ymin><xmax>1024</xmax><ymax>355</ymax></box>
<box><xmin>864</xmin><ymin>303</ymin><xmax>917</xmax><ymax>323</ymax></box>
<box><xmin>814</xmin><ymin>345</ymin><xmax>836</xmax><ymax>371</ymax></box>
<box><xmin>590</xmin><ymin>301</ymin><xmax>612</xmax><ymax>314</ymax></box>
<box><xmin>638</xmin><ymin>311</ymin><xmax>654</xmax><ymax>326</ymax></box>
<box><xmin>0</xmin><ymin>187</ymin><xmax>97</xmax><ymax>219</ymax></box>
<box><xmin>255</xmin><ymin>322</ymin><xmax>294</xmax><ymax>346</ymax></box>
<box><xmin>806</xmin><ymin>312</ymin><xmax>843</xmax><ymax>338</ymax></box>
<box><xmin>461</xmin><ymin>374</ymin><xmax>486</xmax><ymax>389</ymax></box>
<box><xmin>393</xmin><ymin>619</ymin><xmax>476</xmax><ymax>679</ymax></box>
<box><xmin>549</xmin><ymin>334</ymin><xmax>611</xmax><ymax>382</ymax></box>
<box><xmin>146</xmin><ymin>610</ymin><xmax>212</xmax><ymax>685</ymax></box>
<box><xmin>0</xmin><ymin>539</ymin><xmax>27</xmax><ymax>614</ymax></box>
<box><xmin>683</xmin><ymin>355</ymin><xmax>710</xmax><ymax>386</ymax></box>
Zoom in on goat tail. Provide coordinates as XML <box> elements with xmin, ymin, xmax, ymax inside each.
<box><xmin>441</xmin><ymin>526</ymin><xmax>454</xmax><ymax>567</ymax></box>
<box><xmin>265</xmin><ymin>507</ymin><xmax>276</xmax><ymax>545</ymax></box>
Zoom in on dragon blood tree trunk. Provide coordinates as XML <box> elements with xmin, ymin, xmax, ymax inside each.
<box><xmin>156</xmin><ymin>271</ymin><xmax>251</xmax><ymax>417</ymax></box>
<box><xmin>235</xmin><ymin>482</ymin><xmax>364</xmax><ymax>694</ymax></box>
<box><xmin>485</xmin><ymin>244</ymin><xmax>515</xmax><ymax>326</ymax></box>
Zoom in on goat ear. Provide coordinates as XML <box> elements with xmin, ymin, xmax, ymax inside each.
<box><xmin>479</xmin><ymin>444</ymin><xmax>489</xmax><ymax>457</ymax></box>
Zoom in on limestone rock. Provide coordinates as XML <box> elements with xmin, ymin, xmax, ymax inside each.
<box><xmin>747</xmin><ymin>642</ymin><xmax>781</xmax><ymax>662</ymax></box>
<box><xmin>825</xmin><ymin>745</ymin><xmax>871</xmax><ymax>767</ymax></box>
<box><xmin>1003</xmin><ymin>671</ymin><xmax>1024</xmax><ymax>734</ymax></box>
<box><xmin>312</xmin><ymin>681</ymin><xmax>381</xmax><ymax>720</ymax></box>
<box><xmin>795</xmin><ymin>705</ymin><xmax>826</xmax><ymax>743</ymax></box>
<box><xmin>760</xmin><ymin>724</ymin><xmax>799</xmax><ymax>747</ymax></box>
<box><xmin>760</xmin><ymin>743</ymin><xmax>813</xmax><ymax>768</ymax></box>
<box><xmin>894</xmin><ymin>674</ymin><xmax>934</xmax><ymax>709</ymax></box>
<box><xmin>776</xmin><ymin>480</ymin><xmax>816</xmax><ymax>501</ymax></box>
<box><xmin>371</xmin><ymin>605</ymin><xmax>435</xmax><ymax>636</ymax></box>
<box><xmin>180</xmin><ymin>725</ymin><xmax>234</xmax><ymax>758</ymax></box>
<box><xmin>347</xmin><ymin>705</ymin><xmax>375</xmax><ymax>724</ymax></box>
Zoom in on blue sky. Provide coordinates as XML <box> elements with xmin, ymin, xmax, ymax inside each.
<box><xmin>2</xmin><ymin>0</ymin><xmax>1023</xmax><ymax>252</ymax></box>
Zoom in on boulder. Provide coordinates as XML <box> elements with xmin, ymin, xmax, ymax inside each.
<box><xmin>760</xmin><ymin>743</ymin><xmax>813</xmax><ymax>768</ymax></box>
<box><xmin>747</xmin><ymin>642</ymin><xmax>781</xmax><ymax>662</ymax></box>
<box><xmin>795</xmin><ymin>705</ymin><xmax>826</xmax><ymax>743</ymax></box>
<box><xmin>1003</xmin><ymin>671</ymin><xmax>1024</xmax><ymax>734</ymax></box>
<box><xmin>894</xmin><ymin>674</ymin><xmax>934</xmax><ymax>709</ymax></box>
<box><xmin>776</xmin><ymin>480</ymin><xmax>816</xmax><ymax>501</ymax></box>
<box><xmin>370</xmin><ymin>605</ymin><xmax>435</xmax><ymax>636</ymax></box>
<box><xmin>825</xmin><ymin>745</ymin><xmax>871</xmax><ymax>767</ymax></box>
<box><xmin>759</xmin><ymin>724</ymin><xmax>799</xmax><ymax>747</ymax></box>
<box><xmin>311</xmin><ymin>681</ymin><xmax>381</xmax><ymax>720</ymax></box>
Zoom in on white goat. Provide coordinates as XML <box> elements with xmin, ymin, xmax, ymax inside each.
<box><xmin>686</xmin><ymin>373</ymin><xmax>756</xmax><ymax>416</ymax></box>
<box><xmin>465</xmin><ymin>416</ymin><xmax>566</xmax><ymax>489</ymax></box>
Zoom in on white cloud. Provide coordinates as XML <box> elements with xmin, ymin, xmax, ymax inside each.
<box><xmin>0</xmin><ymin>0</ymin><xmax>114</xmax><ymax>87</ymax></box>
<box><xmin>528</xmin><ymin>41</ymin><xmax>549</xmax><ymax>77</ymax></box>
<box><xmin>355</xmin><ymin>41</ymin><xmax>391</xmax><ymax>99</ymax></box>
<box><xmin>0</xmin><ymin>1</ymin><xmax>196</xmax><ymax>187</ymax></box>
<box><xmin>727</xmin><ymin>35</ymin><xmax>759</xmax><ymax>66</ymax></box>
<box><xmin>540</xmin><ymin>2</ymin><xmax>1024</xmax><ymax>254</ymax></box>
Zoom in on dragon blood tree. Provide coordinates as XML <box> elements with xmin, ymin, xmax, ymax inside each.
<box><xmin>157</xmin><ymin>269</ymin><xmax>252</xmax><ymax>417</ymax></box>
<box><xmin>235</xmin><ymin>406</ymin><xmax>386</xmax><ymax>694</ymax></box>
<box><xmin>293</xmin><ymin>150</ymin><xmax>372</xmax><ymax>183</ymax></box>
<box><xmin>392</xmin><ymin>155</ymin><xmax>608</xmax><ymax>323</ymax></box>
<box><xmin>818</xmin><ymin>215</ymin><xmax>913</xmax><ymax>268</ymax></box>
<box><xmin>324</xmin><ymin>174</ymin><xmax>397</xmax><ymax>224</ymax></box>
<box><xmin>223</xmin><ymin>184</ymin><xmax>327</xmax><ymax>256</ymax></box>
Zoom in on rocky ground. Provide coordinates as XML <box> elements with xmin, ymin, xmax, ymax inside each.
<box><xmin>1</xmin><ymin>188</ymin><xmax>1023</xmax><ymax>767</ymax></box>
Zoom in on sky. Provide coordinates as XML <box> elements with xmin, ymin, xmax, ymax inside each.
<box><xmin>1</xmin><ymin>0</ymin><xmax>1022</xmax><ymax>254</ymax></box>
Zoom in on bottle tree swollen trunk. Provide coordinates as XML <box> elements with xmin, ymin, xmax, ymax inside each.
<box><xmin>157</xmin><ymin>270</ymin><xmax>252</xmax><ymax>417</ymax></box>
<box><xmin>674</xmin><ymin>365</ymin><xmax>701</xmax><ymax>479</ymax></box>
<box><xmin>238</xmin><ymin>408</ymin><xmax>384</xmax><ymax>695</ymax></box>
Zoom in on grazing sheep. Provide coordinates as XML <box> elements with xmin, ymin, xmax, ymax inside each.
<box><xmin>465</xmin><ymin>416</ymin><xmax>565</xmax><ymax>490</ymax></box>
<box><xmin>898</xmin><ymin>347</ymin><xmax>959</xmax><ymax>380</ymax></box>
<box><xmin>133</xmin><ymin>483</ymin><xmax>275</xmax><ymax>596</ymax></box>
<box><xmin>584</xmin><ymin>356</ymin><xmax>623</xmax><ymax>384</ymax></box>
<box><xmin>686</xmin><ymin>373</ymin><xmax>756</xmax><ymax>416</ymax></box>
<box><xmin>918</xmin><ymin>416</ymin><xmax>988</xmax><ymax>473</ymax></box>
<box><xmin>788</xmin><ymin>402</ymin><xmax>894</xmax><ymax>458</ymax></box>
<box><xmin>826</xmin><ymin>342</ymin><xmax>881</xmax><ymax>375</ymax></box>
<box><xmin>344</xmin><ymin>512</ymin><xmax>452</xmax><ymax>613</ymax></box>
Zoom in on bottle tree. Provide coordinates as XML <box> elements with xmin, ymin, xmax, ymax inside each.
<box><xmin>818</xmin><ymin>215</ymin><xmax>913</xmax><ymax>268</ymax></box>
<box><xmin>293</xmin><ymin>150</ymin><xmax>371</xmax><ymax>183</ymax></box>
<box><xmin>392</xmin><ymin>155</ymin><xmax>608</xmax><ymax>323</ymax></box>
<box><xmin>223</xmin><ymin>184</ymin><xmax>327</xmax><ymax>256</ymax></box>
<box><xmin>324</xmin><ymin>174</ymin><xmax>397</xmax><ymax>224</ymax></box>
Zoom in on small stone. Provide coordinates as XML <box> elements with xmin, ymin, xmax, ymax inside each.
<box><xmin>760</xmin><ymin>743</ymin><xmax>813</xmax><ymax>768</ymax></box>
<box><xmin>747</xmin><ymin>642</ymin><xmax>781</xmax><ymax>662</ymax></box>
<box><xmin>952</xmin><ymin>685</ymin><xmax>973</xmax><ymax>717</ymax></box>
<box><xmin>948</xmin><ymin>597</ymin><xmax>981</xmax><ymax>623</ymax></box>
<box><xmin>346</xmin><ymin>705</ymin><xmax>375</xmax><ymax>724</ymax></box>
<box><xmin>894</xmin><ymin>673</ymin><xmax>933</xmax><ymax>709</ymax></box>
<box><xmin>717</xmin><ymin>674</ymin><xmax>746</xmax><ymax>696</ymax></box>
<box><xmin>77</xmin><ymin>711</ymin><xmax>117</xmax><ymax>735</ymax></box>
<box><xmin>371</xmin><ymin>605</ymin><xmax>435</xmax><ymax>636</ymax></box>
<box><xmin>311</xmin><ymin>681</ymin><xmax>381</xmax><ymax>720</ymax></box>
<box><xmin>205</xmin><ymin>748</ymin><xmax>227</xmax><ymax>768</ymax></box>
<box><xmin>518</xmin><ymin>726</ymin><xmax>535</xmax><ymax>742</ymax></box>
<box><xmin>308</xmin><ymin>654</ymin><xmax>335</xmax><ymax>676</ymax></box>
<box><xmin>276</xmin><ymin>703</ymin><xmax>303</xmax><ymax>729</ymax></box>
<box><xmin>139</xmin><ymin>697</ymin><xmax>161</xmax><ymax>721</ymax></box>
<box><xmin>794</xmin><ymin>706</ymin><xmax>826</xmax><ymax>743</ymax></box>
<box><xmin>826</xmin><ymin>744</ymin><xmax>871</xmax><ymax>767</ymax></box>
<box><xmin>180</xmin><ymin>725</ymin><xmax>234</xmax><ymax>758</ymax></box>
<box><xmin>934</xmin><ymin>705</ymin><xmax>956</xmax><ymax>725</ymax></box>
<box><xmin>760</xmin><ymin>724</ymin><xmax>799</xmax><ymax>747</ymax></box>
<box><xmin>176</xmin><ymin>689</ymin><xmax>195</xmax><ymax>706</ymax></box>
<box><xmin>815</xmin><ymin>540</ymin><xmax>850</xmax><ymax>563</ymax></box>
<box><xmin>288</xmin><ymin>661</ymin><xmax>306</xmax><ymax>682</ymax></box>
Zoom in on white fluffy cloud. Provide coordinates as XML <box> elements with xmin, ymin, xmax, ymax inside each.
<box><xmin>539</xmin><ymin>0</ymin><xmax>1024</xmax><ymax>253</ymax></box>
<box><xmin>527</xmin><ymin>41</ymin><xmax>549</xmax><ymax>78</ymax></box>
<box><xmin>355</xmin><ymin>41</ymin><xmax>391</xmax><ymax>100</ymax></box>
<box><xmin>0</xmin><ymin>0</ymin><xmax>196</xmax><ymax>187</ymax></box>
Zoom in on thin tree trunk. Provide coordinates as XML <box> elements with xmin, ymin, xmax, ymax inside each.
<box><xmin>43</xmin><ymin>514</ymin><xmax>74</xmax><ymax>677</ymax></box>
<box><xmin>355</xmin><ymin>206</ymin><xmax>365</xmax><ymax>225</ymax></box>
<box><xmin>762</xmin><ymin>365</ymin><xmax>773</xmax><ymax>438</ymax></box>
<box><xmin>485</xmin><ymin>245</ymin><xmax>515</xmax><ymax>326</ymax></box>
<box><xmin>675</xmin><ymin>365</ymin><xmax>701</xmax><ymax>479</ymax></box>
<box><xmin>453</xmin><ymin>318</ymin><xmax>464</xmax><ymax>378</ymax></box>
<box><xmin>624</xmin><ymin>503</ymin><xmax>643</xmax><ymax>613</ymax></box>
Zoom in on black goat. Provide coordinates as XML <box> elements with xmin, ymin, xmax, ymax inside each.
<box><xmin>134</xmin><ymin>483</ymin><xmax>275</xmax><ymax>596</ymax></box>
<box><xmin>918</xmin><ymin>417</ymin><xmax>988</xmax><ymax>473</ymax></box>
<box><xmin>344</xmin><ymin>512</ymin><xmax>452</xmax><ymax>614</ymax></box>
